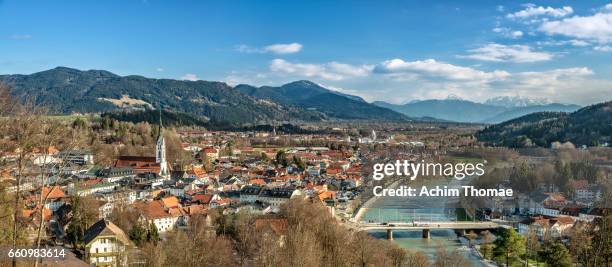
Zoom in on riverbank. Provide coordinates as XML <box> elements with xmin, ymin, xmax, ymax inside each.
<box><xmin>352</xmin><ymin>180</ymin><xmax>401</xmax><ymax>222</ymax></box>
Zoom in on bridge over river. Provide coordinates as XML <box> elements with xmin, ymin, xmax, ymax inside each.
<box><xmin>354</xmin><ymin>221</ymin><xmax>505</xmax><ymax>239</ymax></box>
<box><xmin>350</xmin><ymin>178</ymin><xmax>507</xmax><ymax>266</ymax></box>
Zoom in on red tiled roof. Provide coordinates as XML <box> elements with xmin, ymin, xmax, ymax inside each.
<box><xmin>161</xmin><ymin>196</ymin><xmax>180</xmax><ymax>209</ymax></box>
<box><xmin>255</xmin><ymin>218</ymin><xmax>288</xmax><ymax>235</ymax></box>
<box><xmin>42</xmin><ymin>186</ymin><xmax>66</xmax><ymax>199</ymax></box>
<box><xmin>249</xmin><ymin>179</ymin><xmax>266</xmax><ymax>186</ymax></box>
<box><xmin>114</xmin><ymin>156</ymin><xmax>160</xmax><ymax>173</ymax></box>
<box><xmin>192</xmin><ymin>194</ymin><xmax>213</xmax><ymax>204</ymax></box>
<box><xmin>134</xmin><ymin>200</ymin><xmax>171</xmax><ymax>220</ymax></box>
<box><xmin>318</xmin><ymin>191</ymin><xmax>336</xmax><ymax>201</ymax></box>
<box><xmin>182</xmin><ymin>204</ymin><xmax>207</xmax><ymax>215</ymax></box>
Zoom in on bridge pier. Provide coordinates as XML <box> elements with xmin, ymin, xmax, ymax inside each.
<box><xmin>457</xmin><ymin>229</ymin><xmax>466</xmax><ymax>236</ymax></box>
<box><xmin>386</xmin><ymin>229</ymin><xmax>393</xmax><ymax>240</ymax></box>
<box><xmin>422</xmin><ymin>229</ymin><xmax>430</xmax><ymax>239</ymax></box>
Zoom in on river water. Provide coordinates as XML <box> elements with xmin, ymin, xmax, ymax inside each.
<box><xmin>363</xmin><ymin>180</ymin><xmax>486</xmax><ymax>266</ymax></box>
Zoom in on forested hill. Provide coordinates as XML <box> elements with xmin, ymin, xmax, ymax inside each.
<box><xmin>475</xmin><ymin>101</ymin><xmax>612</xmax><ymax>148</ymax></box>
<box><xmin>0</xmin><ymin>67</ymin><xmax>406</xmax><ymax>125</ymax></box>
<box><xmin>235</xmin><ymin>80</ymin><xmax>408</xmax><ymax>121</ymax></box>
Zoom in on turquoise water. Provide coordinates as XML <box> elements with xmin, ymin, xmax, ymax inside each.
<box><xmin>368</xmin><ymin>228</ymin><xmax>483</xmax><ymax>266</ymax></box>
<box><xmin>364</xmin><ymin>187</ymin><xmax>486</xmax><ymax>266</ymax></box>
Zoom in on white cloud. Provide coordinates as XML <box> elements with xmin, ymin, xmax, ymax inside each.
<box><xmin>241</xmin><ymin>57</ymin><xmax>609</xmax><ymax>105</ymax></box>
<box><xmin>512</xmin><ymin>31</ymin><xmax>524</xmax><ymax>38</ymax></box>
<box><xmin>236</xmin><ymin>43</ymin><xmax>303</xmax><ymax>54</ymax></box>
<box><xmin>497</xmin><ymin>5</ymin><xmax>505</xmax><ymax>12</ymax></box>
<box><xmin>156</xmin><ymin>67</ymin><xmax>164</xmax><ymax>72</ymax></box>
<box><xmin>8</xmin><ymin>34</ymin><xmax>32</xmax><ymax>40</ymax></box>
<box><xmin>235</xmin><ymin>44</ymin><xmax>259</xmax><ymax>53</ymax></box>
<box><xmin>459</xmin><ymin>43</ymin><xmax>553</xmax><ymax>63</ymax></box>
<box><xmin>491</xmin><ymin>67</ymin><xmax>605</xmax><ymax>104</ymax></box>
<box><xmin>492</xmin><ymin>27</ymin><xmax>524</xmax><ymax>39</ymax></box>
<box><xmin>507</xmin><ymin>5</ymin><xmax>573</xmax><ymax>19</ymax></box>
<box><xmin>263</xmin><ymin>43</ymin><xmax>303</xmax><ymax>54</ymax></box>
<box><xmin>594</xmin><ymin>45</ymin><xmax>612</xmax><ymax>52</ymax></box>
<box><xmin>570</xmin><ymin>39</ymin><xmax>591</xmax><ymax>46</ymax></box>
<box><xmin>539</xmin><ymin>11</ymin><xmax>612</xmax><ymax>43</ymax></box>
<box><xmin>370</xmin><ymin>65</ymin><xmax>605</xmax><ymax>105</ymax></box>
<box><xmin>327</xmin><ymin>62</ymin><xmax>372</xmax><ymax>77</ymax></box>
<box><xmin>269</xmin><ymin>59</ymin><xmax>371</xmax><ymax>81</ymax></box>
<box><xmin>181</xmin><ymin>73</ymin><xmax>199</xmax><ymax>81</ymax></box>
<box><xmin>509</xmin><ymin>67</ymin><xmax>593</xmax><ymax>86</ymax></box>
<box><xmin>373</xmin><ymin>58</ymin><xmax>510</xmax><ymax>81</ymax></box>
<box><xmin>537</xmin><ymin>39</ymin><xmax>590</xmax><ymax>47</ymax></box>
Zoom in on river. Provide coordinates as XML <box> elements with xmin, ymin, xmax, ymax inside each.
<box><xmin>363</xmin><ymin>179</ymin><xmax>487</xmax><ymax>266</ymax></box>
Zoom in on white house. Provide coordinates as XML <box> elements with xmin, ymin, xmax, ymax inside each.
<box><xmin>240</xmin><ymin>186</ymin><xmax>262</xmax><ymax>203</ymax></box>
<box><xmin>136</xmin><ymin>200</ymin><xmax>181</xmax><ymax>233</ymax></box>
<box><xmin>257</xmin><ymin>188</ymin><xmax>302</xmax><ymax>207</ymax></box>
<box><xmin>518</xmin><ymin>215</ymin><xmax>574</xmax><ymax>239</ymax></box>
<box><xmin>83</xmin><ymin>219</ymin><xmax>132</xmax><ymax>267</ymax></box>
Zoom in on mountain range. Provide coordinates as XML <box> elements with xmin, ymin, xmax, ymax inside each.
<box><xmin>476</xmin><ymin>101</ymin><xmax>611</xmax><ymax>147</ymax></box>
<box><xmin>0</xmin><ymin>67</ymin><xmax>406</xmax><ymax>125</ymax></box>
<box><xmin>373</xmin><ymin>99</ymin><xmax>580</xmax><ymax>123</ymax></box>
<box><xmin>0</xmin><ymin>67</ymin><xmax>586</xmax><ymax>125</ymax></box>
<box><xmin>483</xmin><ymin>96</ymin><xmax>550</xmax><ymax>108</ymax></box>
<box><xmin>235</xmin><ymin>81</ymin><xmax>407</xmax><ymax>121</ymax></box>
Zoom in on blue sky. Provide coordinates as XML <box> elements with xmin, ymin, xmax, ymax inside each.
<box><xmin>1</xmin><ymin>0</ymin><xmax>611</xmax><ymax>105</ymax></box>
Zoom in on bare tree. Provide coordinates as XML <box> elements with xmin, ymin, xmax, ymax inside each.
<box><xmin>0</xmin><ymin>83</ymin><xmax>87</xmax><ymax>267</ymax></box>
<box><xmin>406</xmin><ymin>249</ymin><xmax>430</xmax><ymax>267</ymax></box>
<box><xmin>32</xmin><ymin>118</ymin><xmax>87</xmax><ymax>267</ymax></box>
<box><xmin>480</xmin><ymin>230</ymin><xmax>495</xmax><ymax>260</ymax></box>
<box><xmin>525</xmin><ymin>226</ymin><xmax>541</xmax><ymax>263</ymax></box>
<box><xmin>386</xmin><ymin>245</ymin><xmax>408</xmax><ymax>267</ymax></box>
<box><xmin>434</xmin><ymin>242</ymin><xmax>472</xmax><ymax>267</ymax></box>
<box><xmin>0</xmin><ymin>84</ymin><xmax>43</xmax><ymax>267</ymax></box>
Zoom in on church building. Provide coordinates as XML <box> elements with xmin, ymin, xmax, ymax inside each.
<box><xmin>114</xmin><ymin>109</ymin><xmax>169</xmax><ymax>178</ymax></box>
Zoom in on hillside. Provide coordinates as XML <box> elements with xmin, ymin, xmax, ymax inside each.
<box><xmin>0</xmin><ymin>67</ymin><xmax>327</xmax><ymax>125</ymax></box>
<box><xmin>373</xmin><ymin>99</ymin><xmax>580</xmax><ymax>123</ymax></box>
<box><xmin>1</xmin><ymin>67</ymin><xmax>412</xmax><ymax>124</ymax></box>
<box><xmin>235</xmin><ymin>80</ymin><xmax>408</xmax><ymax>121</ymax></box>
<box><xmin>481</xmin><ymin>103</ymin><xmax>580</xmax><ymax>123</ymax></box>
<box><xmin>475</xmin><ymin>101</ymin><xmax>612</xmax><ymax>147</ymax></box>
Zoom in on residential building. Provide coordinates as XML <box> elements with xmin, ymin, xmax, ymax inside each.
<box><xmin>57</xmin><ymin>150</ymin><xmax>94</xmax><ymax>165</ymax></box>
<box><xmin>83</xmin><ymin>219</ymin><xmax>132</xmax><ymax>267</ymax></box>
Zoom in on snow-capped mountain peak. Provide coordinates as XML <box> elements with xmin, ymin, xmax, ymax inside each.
<box><xmin>484</xmin><ymin>96</ymin><xmax>551</xmax><ymax>108</ymax></box>
<box><xmin>445</xmin><ymin>94</ymin><xmax>465</xmax><ymax>101</ymax></box>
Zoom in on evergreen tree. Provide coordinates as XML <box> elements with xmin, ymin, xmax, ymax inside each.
<box><xmin>493</xmin><ymin>228</ymin><xmax>526</xmax><ymax>267</ymax></box>
<box><xmin>275</xmin><ymin>150</ymin><xmax>288</xmax><ymax>167</ymax></box>
<box><xmin>147</xmin><ymin>222</ymin><xmax>160</xmax><ymax>244</ymax></box>
<box><xmin>293</xmin><ymin>155</ymin><xmax>305</xmax><ymax>170</ymax></box>
<box><xmin>128</xmin><ymin>223</ymin><xmax>147</xmax><ymax>246</ymax></box>
<box><xmin>539</xmin><ymin>241</ymin><xmax>572</xmax><ymax>267</ymax></box>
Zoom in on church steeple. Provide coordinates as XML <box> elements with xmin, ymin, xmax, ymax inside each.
<box><xmin>158</xmin><ymin>107</ymin><xmax>163</xmax><ymax>138</ymax></box>
<box><xmin>156</xmin><ymin>106</ymin><xmax>169</xmax><ymax>178</ymax></box>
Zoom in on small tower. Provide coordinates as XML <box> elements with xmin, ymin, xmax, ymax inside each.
<box><xmin>156</xmin><ymin>108</ymin><xmax>169</xmax><ymax>178</ymax></box>
<box><xmin>371</xmin><ymin>130</ymin><xmax>377</xmax><ymax>141</ymax></box>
